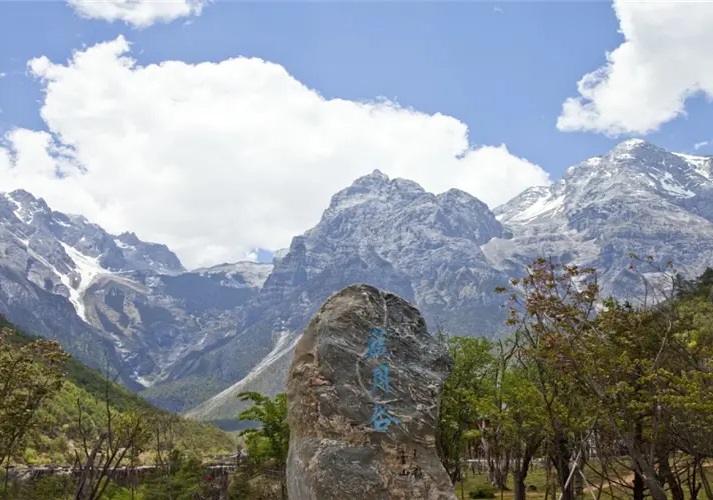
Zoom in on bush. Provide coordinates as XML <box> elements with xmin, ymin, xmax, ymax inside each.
<box><xmin>469</xmin><ymin>484</ymin><xmax>496</xmax><ymax>499</ymax></box>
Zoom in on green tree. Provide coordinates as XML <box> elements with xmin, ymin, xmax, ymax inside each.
<box><xmin>74</xmin><ymin>375</ymin><xmax>153</xmax><ymax>500</ymax></box>
<box><xmin>499</xmin><ymin>257</ymin><xmax>713</xmax><ymax>500</ymax></box>
<box><xmin>0</xmin><ymin>326</ymin><xmax>68</xmax><ymax>495</ymax></box>
<box><xmin>498</xmin><ymin>258</ymin><xmax>595</xmax><ymax>500</ymax></box>
<box><xmin>499</xmin><ymin>367</ymin><xmax>546</xmax><ymax>500</ymax></box>
<box><xmin>437</xmin><ymin>336</ymin><xmax>494</xmax><ymax>486</ymax></box>
<box><xmin>237</xmin><ymin>392</ymin><xmax>289</xmax><ymax>499</ymax></box>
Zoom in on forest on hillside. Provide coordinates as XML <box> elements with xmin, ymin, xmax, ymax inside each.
<box><xmin>2</xmin><ymin>257</ymin><xmax>713</xmax><ymax>499</ymax></box>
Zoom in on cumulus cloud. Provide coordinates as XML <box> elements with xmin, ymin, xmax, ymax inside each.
<box><xmin>557</xmin><ymin>1</ymin><xmax>713</xmax><ymax>136</ymax></box>
<box><xmin>67</xmin><ymin>0</ymin><xmax>207</xmax><ymax>28</ymax></box>
<box><xmin>1</xmin><ymin>36</ymin><xmax>549</xmax><ymax>268</ymax></box>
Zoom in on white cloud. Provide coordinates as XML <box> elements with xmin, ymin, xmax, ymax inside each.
<box><xmin>67</xmin><ymin>0</ymin><xmax>207</xmax><ymax>28</ymax></box>
<box><xmin>694</xmin><ymin>140</ymin><xmax>710</xmax><ymax>151</ymax></box>
<box><xmin>557</xmin><ymin>1</ymin><xmax>713</xmax><ymax>136</ymax></box>
<box><xmin>1</xmin><ymin>36</ymin><xmax>549</xmax><ymax>268</ymax></box>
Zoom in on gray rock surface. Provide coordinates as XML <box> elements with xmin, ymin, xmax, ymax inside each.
<box><xmin>286</xmin><ymin>284</ymin><xmax>455</xmax><ymax>500</ymax></box>
<box><xmin>0</xmin><ymin>188</ymin><xmax>267</xmax><ymax>397</ymax></box>
<box><xmin>3</xmin><ymin>140</ymin><xmax>713</xmax><ymax>421</ymax></box>
<box><xmin>175</xmin><ymin>169</ymin><xmax>509</xmax><ymax>418</ymax></box>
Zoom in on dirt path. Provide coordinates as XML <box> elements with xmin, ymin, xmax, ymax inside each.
<box><xmin>582</xmin><ymin>461</ymin><xmax>713</xmax><ymax>495</ymax></box>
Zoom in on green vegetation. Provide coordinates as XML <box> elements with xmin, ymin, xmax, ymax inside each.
<box><xmin>233</xmin><ymin>392</ymin><xmax>290</xmax><ymax>499</ymax></box>
<box><xmin>0</xmin><ymin>318</ymin><xmax>230</xmax><ymax>467</ymax></box>
<box><xmin>5</xmin><ymin>257</ymin><xmax>713</xmax><ymax>499</ymax></box>
<box><xmin>0</xmin><ymin>322</ymin><xmax>68</xmax><ymax>478</ymax></box>
<box><xmin>439</xmin><ymin>258</ymin><xmax>713</xmax><ymax>500</ymax></box>
<box><xmin>0</xmin><ymin>316</ymin><xmax>233</xmax><ymax>499</ymax></box>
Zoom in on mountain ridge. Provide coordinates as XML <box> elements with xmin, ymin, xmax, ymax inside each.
<box><xmin>2</xmin><ymin>139</ymin><xmax>713</xmax><ymax>425</ymax></box>
<box><xmin>179</xmin><ymin>139</ymin><xmax>713</xmax><ymax>422</ymax></box>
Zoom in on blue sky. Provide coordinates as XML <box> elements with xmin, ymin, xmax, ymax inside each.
<box><xmin>2</xmin><ymin>1</ymin><xmax>711</xmax><ymax>175</ymax></box>
<box><xmin>1</xmin><ymin>1</ymin><xmax>712</xmax><ymax>266</ymax></box>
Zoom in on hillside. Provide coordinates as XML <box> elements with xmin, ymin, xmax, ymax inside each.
<box><xmin>1</xmin><ymin>139</ymin><xmax>713</xmax><ymax>425</ymax></box>
<box><xmin>180</xmin><ymin>140</ymin><xmax>713</xmax><ymax>422</ymax></box>
<box><xmin>0</xmin><ymin>315</ymin><xmax>233</xmax><ymax>466</ymax></box>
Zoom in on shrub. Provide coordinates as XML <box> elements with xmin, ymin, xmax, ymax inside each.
<box><xmin>469</xmin><ymin>484</ymin><xmax>496</xmax><ymax>499</ymax></box>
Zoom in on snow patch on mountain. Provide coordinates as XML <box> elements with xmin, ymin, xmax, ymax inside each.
<box><xmin>509</xmin><ymin>193</ymin><xmax>565</xmax><ymax>223</ymax></box>
<box><xmin>673</xmin><ymin>152</ymin><xmax>712</xmax><ymax>180</ymax></box>
<box><xmin>657</xmin><ymin>172</ymin><xmax>695</xmax><ymax>198</ymax></box>
<box><xmin>113</xmin><ymin>238</ymin><xmax>132</xmax><ymax>250</ymax></box>
<box><xmin>59</xmin><ymin>242</ymin><xmax>108</xmax><ymax>321</ymax></box>
<box><xmin>9</xmin><ymin>198</ymin><xmax>32</xmax><ymax>224</ymax></box>
<box><xmin>329</xmin><ymin>191</ymin><xmax>382</xmax><ymax>214</ymax></box>
<box><xmin>196</xmin><ymin>261</ymin><xmax>273</xmax><ymax>289</ymax></box>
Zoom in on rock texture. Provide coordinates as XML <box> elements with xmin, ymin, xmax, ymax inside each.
<box><xmin>3</xmin><ymin>140</ymin><xmax>713</xmax><ymax>421</ymax></box>
<box><xmin>178</xmin><ymin>169</ymin><xmax>509</xmax><ymax>419</ymax></box>
<box><xmin>0</xmin><ymin>188</ymin><xmax>268</xmax><ymax>395</ymax></box>
<box><xmin>286</xmin><ymin>284</ymin><xmax>455</xmax><ymax>500</ymax></box>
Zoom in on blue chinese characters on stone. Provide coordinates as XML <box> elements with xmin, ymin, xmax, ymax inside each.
<box><xmin>371</xmin><ymin>363</ymin><xmax>391</xmax><ymax>394</ymax></box>
<box><xmin>365</xmin><ymin>327</ymin><xmax>388</xmax><ymax>359</ymax></box>
<box><xmin>370</xmin><ymin>403</ymin><xmax>401</xmax><ymax>432</ymax></box>
<box><xmin>364</xmin><ymin>326</ymin><xmax>400</xmax><ymax>432</ymax></box>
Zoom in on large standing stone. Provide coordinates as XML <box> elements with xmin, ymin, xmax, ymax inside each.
<box><xmin>286</xmin><ymin>284</ymin><xmax>456</xmax><ymax>500</ymax></box>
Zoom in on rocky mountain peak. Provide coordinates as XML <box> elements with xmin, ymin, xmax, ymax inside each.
<box><xmin>9</xmin><ymin>188</ymin><xmax>41</xmax><ymax>203</ymax></box>
<box><xmin>322</xmin><ymin>170</ymin><xmax>429</xmax><ymax>221</ymax></box>
<box><xmin>609</xmin><ymin>138</ymin><xmax>656</xmax><ymax>154</ymax></box>
<box><xmin>117</xmin><ymin>231</ymin><xmax>141</xmax><ymax>246</ymax></box>
<box><xmin>438</xmin><ymin>188</ymin><xmax>491</xmax><ymax>211</ymax></box>
<box><xmin>6</xmin><ymin>189</ymin><xmax>51</xmax><ymax>224</ymax></box>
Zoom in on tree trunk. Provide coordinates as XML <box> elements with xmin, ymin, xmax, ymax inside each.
<box><xmin>551</xmin><ymin>437</ymin><xmax>573</xmax><ymax>500</ymax></box>
<box><xmin>513</xmin><ymin>441</ymin><xmax>539</xmax><ymax>500</ymax></box>
<box><xmin>698</xmin><ymin>460</ymin><xmax>713</xmax><ymax>500</ymax></box>
<box><xmin>687</xmin><ymin>456</ymin><xmax>701</xmax><ymax>500</ymax></box>
<box><xmin>657</xmin><ymin>452</ymin><xmax>684</xmax><ymax>500</ymax></box>
<box><xmin>626</xmin><ymin>422</ymin><xmax>667</xmax><ymax>500</ymax></box>
<box><xmin>633</xmin><ymin>471</ymin><xmax>645</xmax><ymax>500</ymax></box>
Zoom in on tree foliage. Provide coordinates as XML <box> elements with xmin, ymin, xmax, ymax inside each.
<box><xmin>439</xmin><ymin>258</ymin><xmax>713</xmax><ymax>500</ymax></box>
<box><xmin>0</xmin><ymin>326</ymin><xmax>69</xmax><ymax>474</ymax></box>
<box><xmin>236</xmin><ymin>392</ymin><xmax>289</xmax><ymax>499</ymax></box>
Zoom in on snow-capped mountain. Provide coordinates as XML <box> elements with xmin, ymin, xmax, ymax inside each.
<box><xmin>179</xmin><ymin>140</ymin><xmax>713</xmax><ymax>422</ymax></box>
<box><xmin>3</xmin><ymin>139</ymin><xmax>713</xmax><ymax>424</ymax></box>
<box><xmin>180</xmin><ymin>170</ymin><xmax>519</xmax><ymax>420</ymax></box>
<box><xmin>0</xmin><ymin>189</ymin><xmax>269</xmax><ymax>389</ymax></box>
<box><xmin>488</xmin><ymin>139</ymin><xmax>713</xmax><ymax>299</ymax></box>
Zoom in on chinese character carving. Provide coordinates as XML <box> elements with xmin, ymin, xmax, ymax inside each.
<box><xmin>370</xmin><ymin>403</ymin><xmax>400</xmax><ymax>432</ymax></box>
<box><xmin>365</xmin><ymin>327</ymin><xmax>388</xmax><ymax>359</ymax></box>
<box><xmin>371</xmin><ymin>363</ymin><xmax>391</xmax><ymax>394</ymax></box>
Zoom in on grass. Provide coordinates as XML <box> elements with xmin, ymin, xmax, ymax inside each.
<box><xmin>454</xmin><ymin>467</ymin><xmax>549</xmax><ymax>499</ymax></box>
<box><xmin>453</xmin><ymin>461</ymin><xmax>713</xmax><ymax>499</ymax></box>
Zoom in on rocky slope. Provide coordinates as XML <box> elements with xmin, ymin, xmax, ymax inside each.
<box><xmin>487</xmin><ymin>139</ymin><xmax>713</xmax><ymax>301</ymax></box>
<box><xmin>181</xmin><ymin>170</ymin><xmax>511</xmax><ymax>419</ymax></box>
<box><xmin>0</xmin><ymin>189</ymin><xmax>270</xmax><ymax>389</ymax></box>
<box><xmin>183</xmin><ymin>140</ymin><xmax>713</xmax><ymax>422</ymax></box>
<box><xmin>3</xmin><ymin>139</ymin><xmax>713</xmax><ymax>425</ymax></box>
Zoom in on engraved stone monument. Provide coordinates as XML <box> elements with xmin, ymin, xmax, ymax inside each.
<box><xmin>286</xmin><ymin>284</ymin><xmax>456</xmax><ymax>499</ymax></box>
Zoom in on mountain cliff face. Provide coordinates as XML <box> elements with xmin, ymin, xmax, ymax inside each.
<box><xmin>0</xmin><ymin>189</ymin><xmax>270</xmax><ymax>389</ymax></box>
<box><xmin>182</xmin><ymin>141</ymin><xmax>713</xmax><ymax>422</ymax></box>
<box><xmin>177</xmin><ymin>170</ymin><xmax>511</xmax><ymax>419</ymax></box>
<box><xmin>488</xmin><ymin>139</ymin><xmax>713</xmax><ymax>300</ymax></box>
<box><xmin>2</xmin><ymin>140</ymin><xmax>713</xmax><ymax>424</ymax></box>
